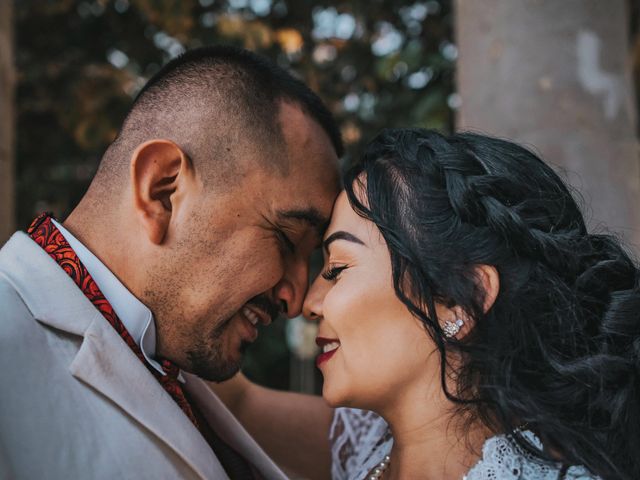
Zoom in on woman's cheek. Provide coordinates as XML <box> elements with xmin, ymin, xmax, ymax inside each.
<box><xmin>323</xmin><ymin>277</ymin><xmax>362</xmax><ymax>330</ymax></box>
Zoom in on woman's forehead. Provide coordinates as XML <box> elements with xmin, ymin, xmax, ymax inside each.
<box><xmin>325</xmin><ymin>192</ymin><xmax>360</xmax><ymax>235</ymax></box>
<box><xmin>324</xmin><ymin>191</ymin><xmax>382</xmax><ymax>248</ymax></box>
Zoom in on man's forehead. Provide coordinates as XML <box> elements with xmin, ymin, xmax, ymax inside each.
<box><xmin>278</xmin><ymin>102</ymin><xmax>340</xmax><ymax>173</ymax></box>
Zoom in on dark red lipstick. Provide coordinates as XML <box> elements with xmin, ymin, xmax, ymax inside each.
<box><xmin>315</xmin><ymin>336</ymin><xmax>340</xmax><ymax>368</ymax></box>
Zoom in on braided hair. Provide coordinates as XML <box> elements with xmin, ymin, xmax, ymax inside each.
<box><xmin>344</xmin><ymin>128</ymin><xmax>640</xmax><ymax>480</ymax></box>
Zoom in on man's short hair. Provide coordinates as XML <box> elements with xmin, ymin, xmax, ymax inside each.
<box><xmin>97</xmin><ymin>45</ymin><xmax>343</xmax><ymax>188</ymax></box>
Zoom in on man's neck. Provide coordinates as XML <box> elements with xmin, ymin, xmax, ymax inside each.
<box><xmin>52</xmin><ymin>214</ymin><xmax>171</xmax><ymax>377</ymax></box>
<box><xmin>64</xmin><ymin>204</ymin><xmax>140</xmax><ymax>299</ymax></box>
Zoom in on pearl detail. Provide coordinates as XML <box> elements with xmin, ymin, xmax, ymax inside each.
<box><xmin>367</xmin><ymin>455</ymin><xmax>391</xmax><ymax>479</ymax></box>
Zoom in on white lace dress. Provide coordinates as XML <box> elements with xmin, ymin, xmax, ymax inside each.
<box><xmin>329</xmin><ymin>408</ymin><xmax>601</xmax><ymax>480</ymax></box>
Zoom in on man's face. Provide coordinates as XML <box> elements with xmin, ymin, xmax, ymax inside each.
<box><xmin>147</xmin><ymin>102</ymin><xmax>340</xmax><ymax>381</ymax></box>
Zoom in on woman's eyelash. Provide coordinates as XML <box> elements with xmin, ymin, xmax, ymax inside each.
<box><xmin>321</xmin><ymin>265</ymin><xmax>348</xmax><ymax>281</ymax></box>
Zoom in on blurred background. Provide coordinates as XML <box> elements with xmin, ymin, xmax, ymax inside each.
<box><xmin>1</xmin><ymin>0</ymin><xmax>639</xmax><ymax>393</ymax></box>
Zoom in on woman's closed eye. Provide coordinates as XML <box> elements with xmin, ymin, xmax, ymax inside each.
<box><xmin>321</xmin><ymin>264</ymin><xmax>349</xmax><ymax>281</ymax></box>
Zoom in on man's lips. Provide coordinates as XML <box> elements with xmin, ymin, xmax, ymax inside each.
<box><xmin>246</xmin><ymin>295</ymin><xmax>281</xmax><ymax>324</ymax></box>
<box><xmin>241</xmin><ymin>305</ymin><xmax>273</xmax><ymax>326</ymax></box>
<box><xmin>234</xmin><ymin>301</ymin><xmax>278</xmax><ymax>346</ymax></box>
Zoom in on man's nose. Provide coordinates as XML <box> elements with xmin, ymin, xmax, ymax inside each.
<box><xmin>273</xmin><ymin>257</ymin><xmax>309</xmax><ymax>318</ymax></box>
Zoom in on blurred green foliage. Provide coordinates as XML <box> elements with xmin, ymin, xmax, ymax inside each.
<box><xmin>15</xmin><ymin>0</ymin><xmax>455</xmax><ymax>223</ymax></box>
<box><xmin>15</xmin><ymin>0</ymin><xmax>455</xmax><ymax>388</ymax></box>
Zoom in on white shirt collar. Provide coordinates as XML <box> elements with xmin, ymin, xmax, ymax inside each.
<box><xmin>52</xmin><ymin>219</ymin><xmax>174</xmax><ymax>378</ymax></box>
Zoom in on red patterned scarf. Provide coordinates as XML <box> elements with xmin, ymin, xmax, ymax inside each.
<box><xmin>27</xmin><ymin>213</ymin><xmax>198</xmax><ymax>427</ymax></box>
<box><xmin>28</xmin><ymin>213</ymin><xmax>261</xmax><ymax>479</ymax></box>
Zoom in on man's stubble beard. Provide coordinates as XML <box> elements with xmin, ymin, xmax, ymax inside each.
<box><xmin>186</xmin><ymin>314</ymin><xmax>251</xmax><ymax>382</ymax></box>
<box><xmin>184</xmin><ymin>292</ymin><xmax>281</xmax><ymax>381</ymax></box>
<box><xmin>146</xmin><ymin>236</ymin><xmax>247</xmax><ymax>381</ymax></box>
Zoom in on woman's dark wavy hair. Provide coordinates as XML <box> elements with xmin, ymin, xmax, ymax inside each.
<box><xmin>344</xmin><ymin>128</ymin><xmax>640</xmax><ymax>480</ymax></box>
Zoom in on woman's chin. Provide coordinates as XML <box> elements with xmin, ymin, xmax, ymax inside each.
<box><xmin>322</xmin><ymin>384</ymin><xmax>349</xmax><ymax>408</ymax></box>
<box><xmin>322</xmin><ymin>383</ymin><xmax>360</xmax><ymax>409</ymax></box>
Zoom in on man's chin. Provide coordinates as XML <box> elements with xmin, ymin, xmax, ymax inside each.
<box><xmin>194</xmin><ymin>362</ymin><xmax>242</xmax><ymax>383</ymax></box>
<box><xmin>186</xmin><ymin>342</ymin><xmax>251</xmax><ymax>382</ymax></box>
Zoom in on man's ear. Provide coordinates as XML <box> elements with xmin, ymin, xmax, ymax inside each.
<box><xmin>130</xmin><ymin>139</ymin><xmax>191</xmax><ymax>245</ymax></box>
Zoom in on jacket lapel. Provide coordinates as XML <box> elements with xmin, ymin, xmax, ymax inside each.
<box><xmin>69</xmin><ymin>314</ymin><xmax>228</xmax><ymax>480</ymax></box>
<box><xmin>0</xmin><ymin>233</ymin><xmax>228</xmax><ymax>480</ymax></box>
<box><xmin>0</xmin><ymin>232</ymin><xmax>95</xmax><ymax>336</ymax></box>
<box><xmin>185</xmin><ymin>374</ymin><xmax>289</xmax><ymax>480</ymax></box>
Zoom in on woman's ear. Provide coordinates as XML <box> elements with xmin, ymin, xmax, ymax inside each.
<box><xmin>437</xmin><ymin>304</ymin><xmax>474</xmax><ymax>340</ymax></box>
<box><xmin>436</xmin><ymin>265</ymin><xmax>499</xmax><ymax>339</ymax></box>
<box><xmin>475</xmin><ymin>264</ymin><xmax>500</xmax><ymax>314</ymax></box>
<box><xmin>130</xmin><ymin>139</ymin><xmax>191</xmax><ymax>245</ymax></box>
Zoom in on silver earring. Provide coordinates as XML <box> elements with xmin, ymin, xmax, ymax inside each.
<box><xmin>443</xmin><ymin>318</ymin><xmax>464</xmax><ymax>338</ymax></box>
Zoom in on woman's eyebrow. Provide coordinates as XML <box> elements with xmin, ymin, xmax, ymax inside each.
<box><xmin>323</xmin><ymin>231</ymin><xmax>366</xmax><ymax>254</ymax></box>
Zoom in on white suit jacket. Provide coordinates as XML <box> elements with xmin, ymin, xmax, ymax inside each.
<box><xmin>0</xmin><ymin>232</ymin><xmax>289</xmax><ymax>480</ymax></box>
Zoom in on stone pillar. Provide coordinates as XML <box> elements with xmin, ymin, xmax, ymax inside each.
<box><xmin>456</xmin><ymin>0</ymin><xmax>640</xmax><ymax>249</ymax></box>
<box><xmin>0</xmin><ymin>0</ymin><xmax>15</xmax><ymax>244</ymax></box>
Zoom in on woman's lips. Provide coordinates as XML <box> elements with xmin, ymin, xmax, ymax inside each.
<box><xmin>316</xmin><ymin>348</ymin><xmax>338</xmax><ymax>367</ymax></box>
<box><xmin>315</xmin><ymin>337</ymin><xmax>340</xmax><ymax>368</ymax></box>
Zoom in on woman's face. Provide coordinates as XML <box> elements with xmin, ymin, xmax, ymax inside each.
<box><xmin>303</xmin><ymin>190</ymin><xmax>441</xmax><ymax>411</ymax></box>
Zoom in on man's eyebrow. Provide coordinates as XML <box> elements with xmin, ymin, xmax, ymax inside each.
<box><xmin>323</xmin><ymin>231</ymin><xmax>366</xmax><ymax>254</ymax></box>
<box><xmin>277</xmin><ymin>208</ymin><xmax>329</xmax><ymax>233</ymax></box>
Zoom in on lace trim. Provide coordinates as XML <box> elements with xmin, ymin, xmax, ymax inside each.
<box><xmin>330</xmin><ymin>408</ymin><xmax>393</xmax><ymax>480</ymax></box>
<box><xmin>330</xmin><ymin>408</ymin><xmax>600</xmax><ymax>480</ymax></box>
<box><xmin>464</xmin><ymin>430</ymin><xmax>601</xmax><ymax>480</ymax></box>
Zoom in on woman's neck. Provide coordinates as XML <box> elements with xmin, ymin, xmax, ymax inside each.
<box><xmin>375</xmin><ymin>379</ymin><xmax>490</xmax><ymax>480</ymax></box>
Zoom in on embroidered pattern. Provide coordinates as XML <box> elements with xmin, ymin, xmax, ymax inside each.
<box><xmin>27</xmin><ymin>213</ymin><xmax>198</xmax><ymax>427</ymax></box>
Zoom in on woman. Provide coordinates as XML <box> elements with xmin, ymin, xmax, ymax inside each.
<box><xmin>212</xmin><ymin>128</ymin><xmax>640</xmax><ymax>479</ymax></box>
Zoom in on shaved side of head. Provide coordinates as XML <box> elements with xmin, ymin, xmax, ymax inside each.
<box><xmin>90</xmin><ymin>45</ymin><xmax>343</xmax><ymax>200</ymax></box>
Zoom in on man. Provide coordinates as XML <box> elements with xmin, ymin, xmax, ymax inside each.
<box><xmin>0</xmin><ymin>46</ymin><xmax>342</xmax><ymax>479</ymax></box>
